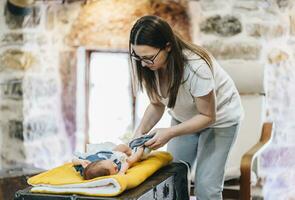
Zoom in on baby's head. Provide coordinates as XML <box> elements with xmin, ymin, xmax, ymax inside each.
<box><xmin>83</xmin><ymin>159</ymin><xmax>119</xmax><ymax>180</ymax></box>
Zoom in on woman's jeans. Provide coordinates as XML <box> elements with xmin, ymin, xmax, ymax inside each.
<box><xmin>167</xmin><ymin>118</ymin><xmax>239</xmax><ymax>200</ymax></box>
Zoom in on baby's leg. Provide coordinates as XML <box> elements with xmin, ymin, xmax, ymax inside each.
<box><xmin>113</xmin><ymin>144</ymin><xmax>132</xmax><ymax>156</ymax></box>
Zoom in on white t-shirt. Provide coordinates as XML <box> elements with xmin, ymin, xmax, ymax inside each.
<box><xmin>155</xmin><ymin>51</ymin><xmax>243</xmax><ymax>128</ymax></box>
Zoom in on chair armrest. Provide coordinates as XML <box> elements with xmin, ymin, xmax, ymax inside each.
<box><xmin>240</xmin><ymin>122</ymin><xmax>273</xmax><ymax>200</ymax></box>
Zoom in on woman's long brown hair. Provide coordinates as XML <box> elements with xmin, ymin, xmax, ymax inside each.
<box><xmin>129</xmin><ymin>15</ymin><xmax>213</xmax><ymax>108</ymax></box>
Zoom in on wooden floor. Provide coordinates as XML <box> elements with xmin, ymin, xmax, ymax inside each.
<box><xmin>190</xmin><ymin>185</ymin><xmax>264</xmax><ymax>200</ymax></box>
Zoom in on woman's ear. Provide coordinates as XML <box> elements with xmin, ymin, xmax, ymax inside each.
<box><xmin>165</xmin><ymin>42</ymin><xmax>171</xmax><ymax>52</ymax></box>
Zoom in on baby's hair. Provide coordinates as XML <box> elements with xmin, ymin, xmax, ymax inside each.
<box><xmin>83</xmin><ymin>160</ymin><xmax>110</xmax><ymax>180</ymax></box>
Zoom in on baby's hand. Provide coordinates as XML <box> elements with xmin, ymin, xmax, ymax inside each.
<box><xmin>117</xmin><ymin>171</ymin><xmax>126</xmax><ymax>175</ymax></box>
<box><xmin>80</xmin><ymin>160</ymin><xmax>91</xmax><ymax>168</ymax></box>
<box><xmin>118</xmin><ymin>163</ymin><xmax>129</xmax><ymax>175</ymax></box>
<box><xmin>72</xmin><ymin>158</ymin><xmax>91</xmax><ymax>168</ymax></box>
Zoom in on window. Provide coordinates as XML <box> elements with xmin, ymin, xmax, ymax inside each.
<box><xmin>76</xmin><ymin>48</ymin><xmax>171</xmax><ymax>151</ymax></box>
<box><xmin>88</xmin><ymin>51</ymin><xmax>133</xmax><ymax>144</ymax></box>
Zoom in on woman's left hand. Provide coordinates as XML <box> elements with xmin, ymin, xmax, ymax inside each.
<box><xmin>144</xmin><ymin>128</ymin><xmax>173</xmax><ymax>150</ymax></box>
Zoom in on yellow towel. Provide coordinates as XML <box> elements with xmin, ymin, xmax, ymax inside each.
<box><xmin>28</xmin><ymin>151</ymin><xmax>172</xmax><ymax>196</ymax></box>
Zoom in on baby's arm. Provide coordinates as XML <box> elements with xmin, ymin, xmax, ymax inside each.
<box><xmin>118</xmin><ymin>162</ymin><xmax>129</xmax><ymax>175</ymax></box>
<box><xmin>72</xmin><ymin>157</ymin><xmax>91</xmax><ymax>168</ymax></box>
<box><xmin>126</xmin><ymin>147</ymin><xmax>144</xmax><ymax>166</ymax></box>
<box><xmin>118</xmin><ymin>147</ymin><xmax>145</xmax><ymax>174</ymax></box>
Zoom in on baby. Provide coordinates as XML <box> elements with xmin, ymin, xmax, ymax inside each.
<box><xmin>72</xmin><ymin>134</ymin><xmax>154</xmax><ymax>180</ymax></box>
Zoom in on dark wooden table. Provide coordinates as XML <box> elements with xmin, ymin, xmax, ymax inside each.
<box><xmin>0</xmin><ymin>165</ymin><xmax>44</xmax><ymax>200</ymax></box>
<box><xmin>15</xmin><ymin>162</ymin><xmax>189</xmax><ymax>200</ymax></box>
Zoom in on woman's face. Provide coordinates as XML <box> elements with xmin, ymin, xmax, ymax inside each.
<box><xmin>131</xmin><ymin>44</ymin><xmax>170</xmax><ymax>71</ymax></box>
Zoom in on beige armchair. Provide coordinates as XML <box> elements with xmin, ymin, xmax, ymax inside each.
<box><xmin>221</xmin><ymin>61</ymin><xmax>273</xmax><ymax>200</ymax></box>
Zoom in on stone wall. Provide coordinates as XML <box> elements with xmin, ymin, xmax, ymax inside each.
<box><xmin>67</xmin><ymin>0</ymin><xmax>191</xmax><ymax>48</ymax></box>
<box><xmin>189</xmin><ymin>0</ymin><xmax>295</xmax><ymax>198</ymax></box>
<box><xmin>0</xmin><ymin>0</ymin><xmax>191</xmax><ymax>169</ymax></box>
<box><xmin>0</xmin><ymin>2</ymin><xmax>81</xmax><ymax>169</ymax></box>
<box><xmin>0</xmin><ymin>0</ymin><xmax>294</xmax><ymax>197</ymax></box>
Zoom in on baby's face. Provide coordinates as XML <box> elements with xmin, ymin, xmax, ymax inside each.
<box><xmin>100</xmin><ymin>160</ymin><xmax>119</xmax><ymax>175</ymax></box>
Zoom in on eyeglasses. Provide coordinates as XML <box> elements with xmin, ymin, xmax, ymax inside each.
<box><xmin>131</xmin><ymin>48</ymin><xmax>163</xmax><ymax>65</ymax></box>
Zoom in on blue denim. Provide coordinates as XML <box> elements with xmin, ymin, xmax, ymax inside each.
<box><xmin>167</xmin><ymin>118</ymin><xmax>239</xmax><ymax>200</ymax></box>
<box><xmin>129</xmin><ymin>134</ymin><xmax>154</xmax><ymax>158</ymax></box>
<box><xmin>129</xmin><ymin>134</ymin><xmax>155</xmax><ymax>149</ymax></box>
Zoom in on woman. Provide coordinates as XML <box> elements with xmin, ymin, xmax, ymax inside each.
<box><xmin>129</xmin><ymin>15</ymin><xmax>243</xmax><ymax>199</ymax></box>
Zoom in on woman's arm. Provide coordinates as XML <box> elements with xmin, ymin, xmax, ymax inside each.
<box><xmin>145</xmin><ymin>91</ymin><xmax>216</xmax><ymax>149</ymax></box>
<box><xmin>134</xmin><ymin>101</ymin><xmax>165</xmax><ymax>138</ymax></box>
<box><xmin>170</xmin><ymin>90</ymin><xmax>216</xmax><ymax>137</ymax></box>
